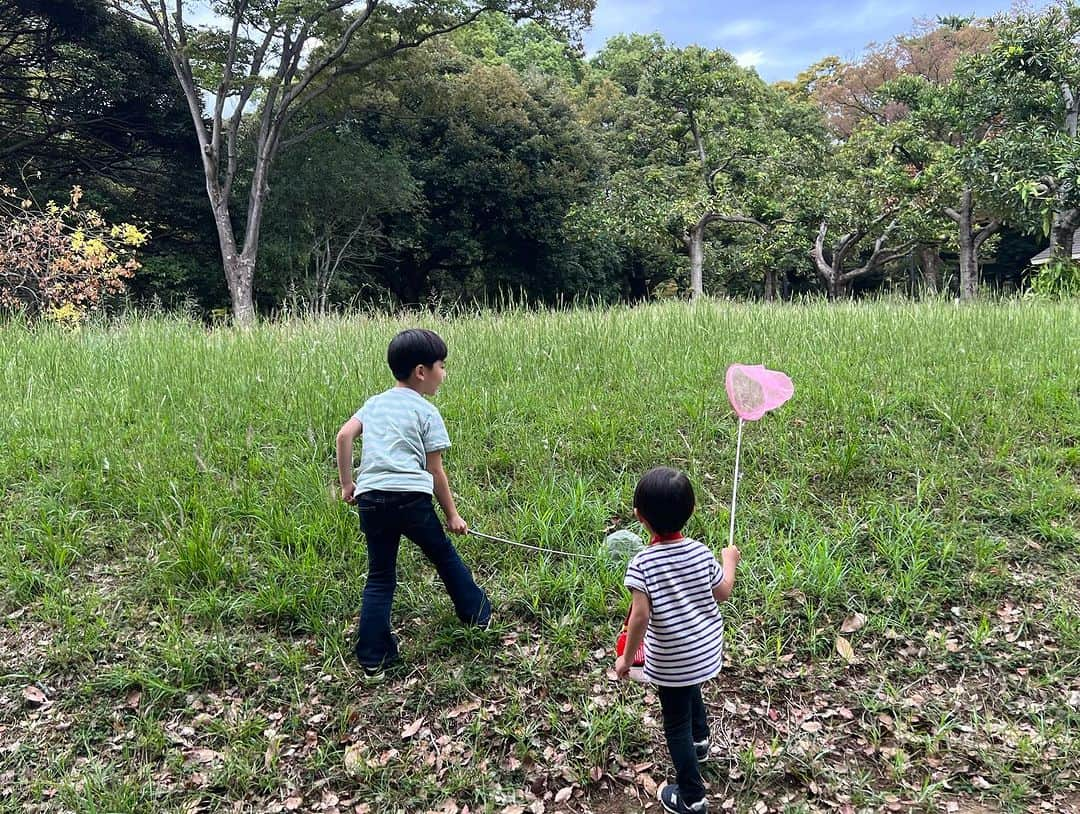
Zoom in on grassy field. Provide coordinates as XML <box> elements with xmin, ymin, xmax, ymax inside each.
<box><xmin>1</xmin><ymin>300</ymin><xmax>1078</xmax><ymax>814</ymax></box>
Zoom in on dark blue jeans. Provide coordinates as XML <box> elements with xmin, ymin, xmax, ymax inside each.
<box><xmin>657</xmin><ymin>683</ymin><xmax>709</xmax><ymax>806</ymax></box>
<box><xmin>353</xmin><ymin>490</ymin><xmax>491</xmax><ymax>669</ymax></box>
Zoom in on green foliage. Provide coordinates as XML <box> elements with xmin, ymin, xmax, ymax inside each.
<box><xmin>1031</xmin><ymin>258</ymin><xmax>1080</xmax><ymax>297</ymax></box>
<box><xmin>452</xmin><ymin>14</ymin><xmax>584</xmax><ymax>83</ymax></box>
<box><xmin>580</xmin><ymin>39</ymin><xmax>829</xmax><ymax>296</ymax></box>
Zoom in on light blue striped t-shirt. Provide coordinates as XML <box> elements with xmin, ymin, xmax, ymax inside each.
<box><xmin>353</xmin><ymin>387</ymin><xmax>451</xmax><ymax>495</ymax></box>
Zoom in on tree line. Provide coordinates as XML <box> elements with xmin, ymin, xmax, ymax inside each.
<box><xmin>2</xmin><ymin>0</ymin><xmax>1078</xmax><ymax>322</ymax></box>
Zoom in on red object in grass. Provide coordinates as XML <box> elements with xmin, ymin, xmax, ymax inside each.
<box><xmin>615</xmin><ymin>614</ymin><xmax>645</xmax><ymax>666</ymax></box>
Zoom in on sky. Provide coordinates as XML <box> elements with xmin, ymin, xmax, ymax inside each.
<box><xmin>582</xmin><ymin>0</ymin><xmax>1029</xmax><ymax>82</ymax></box>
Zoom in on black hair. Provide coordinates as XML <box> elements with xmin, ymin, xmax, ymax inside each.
<box><xmin>387</xmin><ymin>328</ymin><xmax>448</xmax><ymax>381</ymax></box>
<box><xmin>633</xmin><ymin>467</ymin><xmax>695</xmax><ymax>535</ymax></box>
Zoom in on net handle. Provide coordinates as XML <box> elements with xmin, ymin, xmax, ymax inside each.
<box><xmin>728</xmin><ymin>417</ymin><xmax>744</xmax><ymax>549</ymax></box>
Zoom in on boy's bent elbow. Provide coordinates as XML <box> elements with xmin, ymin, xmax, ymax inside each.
<box><xmin>337</xmin><ymin>418</ymin><xmax>362</xmax><ymax>443</ymax></box>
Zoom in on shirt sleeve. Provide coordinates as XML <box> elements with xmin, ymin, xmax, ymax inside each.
<box><xmin>710</xmin><ymin>552</ymin><xmax>724</xmax><ymax>588</ymax></box>
<box><xmin>624</xmin><ymin>555</ymin><xmax>648</xmax><ymax>595</ymax></box>
<box><xmin>422</xmin><ymin>405</ymin><xmax>452</xmax><ymax>453</ymax></box>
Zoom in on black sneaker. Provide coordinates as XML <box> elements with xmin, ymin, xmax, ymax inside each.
<box><xmin>694</xmin><ymin>739</ymin><xmax>710</xmax><ymax>763</ymax></box>
<box><xmin>360</xmin><ymin>656</ymin><xmax>402</xmax><ymax>684</ymax></box>
<box><xmin>659</xmin><ymin>783</ymin><xmax>708</xmax><ymax>813</ymax></box>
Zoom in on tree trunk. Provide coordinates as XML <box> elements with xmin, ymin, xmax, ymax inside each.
<box><xmin>918</xmin><ymin>246</ymin><xmax>942</xmax><ymax>294</ymax></box>
<box><xmin>208</xmin><ymin>197</ymin><xmax>256</xmax><ymax>324</ymax></box>
<box><xmin>225</xmin><ymin>254</ymin><xmax>256</xmax><ymax>324</ymax></box>
<box><xmin>957</xmin><ymin>189</ymin><xmax>978</xmax><ymax>302</ymax></box>
<box><xmin>1049</xmin><ymin>82</ymin><xmax>1080</xmax><ymax>264</ymax></box>
<box><xmin>686</xmin><ymin>222</ymin><xmax>706</xmax><ymax>299</ymax></box>
<box><xmin>1049</xmin><ymin>208</ymin><xmax>1080</xmax><ymax>263</ymax></box>
<box><xmin>763</xmin><ymin>268</ymin><xmax>777</xmax><ymax>302</ymax></box>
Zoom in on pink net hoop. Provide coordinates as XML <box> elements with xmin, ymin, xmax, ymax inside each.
<box><xmin>725</xmin><ymin>364</ymin><xmax>794</xmax><ymax>421</ymax></box>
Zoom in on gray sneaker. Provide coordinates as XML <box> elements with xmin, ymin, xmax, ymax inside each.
<box><xmin>694</xmin><ymin>739</ymin><xmax>710</xmax><ymax>763</ymax></box>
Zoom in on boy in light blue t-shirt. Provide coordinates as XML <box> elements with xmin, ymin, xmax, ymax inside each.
<box><xmin>336</xmin><ymin>329</ymin><xmax>491</xmax><ymax>679</ymax></box>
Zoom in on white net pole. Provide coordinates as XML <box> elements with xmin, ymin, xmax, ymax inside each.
<box><xmin>728</xmin><ymin>417</ymin><xmax>744</xmax><ymax>549</ymax></box>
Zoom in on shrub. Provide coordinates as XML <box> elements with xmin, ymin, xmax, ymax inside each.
<box><xmin>0</xmin><ymin>183</ymin><xmax>148</xmax><ymax>321</ymax></box>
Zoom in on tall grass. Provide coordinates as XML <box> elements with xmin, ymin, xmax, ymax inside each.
<box><xmin>1</xmin><ymin>299</ymin><xmax>1077</xmax><ymax>812</ymax></box>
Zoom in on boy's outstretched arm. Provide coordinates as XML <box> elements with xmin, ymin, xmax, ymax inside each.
<box><xmin>426</xmin><ymin>450</ymin><xmax>467</xmax><ymax>535</ymax></box>
<box><xmin>336</xmin><ymin>418</ymin><xmax>362</xmax><ymax>503</ymax></box>
<box><xmin>712</xmin><ymin>545</ymin><xmax>741</xmax><ymax>602</ymax></box>
<box><xmin>615</xmin><ymin>589</ymin><xmax>650</xmax><ymax>679</ymax></box>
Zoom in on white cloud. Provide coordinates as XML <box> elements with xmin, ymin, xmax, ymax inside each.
<box><xmin>712</xmin><ymin>19</ymin><xmax>769</xmax><ymax>40</ymax></box>
<box><xmin>733</xmin><ymin>48</ymin><xmax>768</xmax><ymax>68</ymax></box>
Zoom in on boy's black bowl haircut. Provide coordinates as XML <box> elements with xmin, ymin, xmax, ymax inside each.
<box><xmin>634</xmin><ymin>467</ymin><xmax>695</xmax><ymax>535</ymax></box>
<box><xmin>387</xmin><ymin>328</ymin><xmax>448</xmax><ymax>381</ymax></box>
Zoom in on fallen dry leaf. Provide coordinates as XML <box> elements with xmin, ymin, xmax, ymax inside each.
<box><xmin>23</xmin><ymin>686</ymin><xmax>47</xmax><ymax>706</ymax></box>
<box><xmin>636</xmin><ymin>773</ymin><xmax>658</xmax><ymax>796</ymax></box>
<box><xmin>402</xmin><ymin>717</ymin><xmax>425</xmax><ymax>738</ymax></box>
<box><xmin>554</xmin><ymin>787</ymin><xmax>573</xmax><ymax>803</ymax></box>
<box><xmin>446</xmin><ymin>700</ymin><xmax>481</xmax><ymax>719</ymax></box>
<box><xmin>841</xmin><ymin>612</ymin><xmax>867</xmax><ymax>633</ymax></box>
<box><xmin>284</xmin><ymin>797</ymin><xmax>302</xmax><ymax>811</ymax></box>
<box><xmin>344</xmin><ymin>743</ymin><xmax>365</xmax><ymax>773</ymax></box>
<box><xmin>264</xmin><ymin>729</ymin><xmax>282</xmax><ymax>769</ymax></box>
<box><xmin>835</xmin><ymin>636</ymin><xmax>855</xmax><ymax>664</ymax></box>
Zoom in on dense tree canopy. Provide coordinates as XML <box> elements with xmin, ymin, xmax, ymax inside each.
<box><xmin>3</xmin><ymin>0</ymin><xmax>1078</xmax><ymax>317</ymax></box>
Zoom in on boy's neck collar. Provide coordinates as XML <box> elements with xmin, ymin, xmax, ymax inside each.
<box><xmin>649</xmin><ymin>532</ymin><xmax>685</xmax><ymax>545</ymax></box>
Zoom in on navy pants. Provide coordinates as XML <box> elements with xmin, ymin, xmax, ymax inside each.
<box><xmin>657</xmin><ymin>683</ymin><xmax>709</xmax><ymax>806</ymax></box>
<box><xmin>353</xmin><ymin>490</ymin><xmax>491</xmax><ymax>669</ymax></box>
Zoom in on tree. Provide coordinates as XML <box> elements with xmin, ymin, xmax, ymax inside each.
<box><xmin>260</xmin><ymin>125</ymin><xmax>420</xmax><ymax>312</ymax></box>
<box><xmin>880</xmin><ymin>66</ymin><xmax>1005</xmax><ymax>300</ymax></box>
<box><xmin>583</xmin><ymin>42</ymin><xmax>826</xmax><ymax>299</ymax></box>
<box><xmin>0</xmin><ymin>1</ymin><xmax>228</xmax><ymax>312</ymax></box>
<box><xmin>802</xmin><ymin>21</ymin><xmax>993</xmax><ymax>137</ymax></box>
<box><xmin>452</xmin><ymin>13</ymin><xmax>583</xmax><ymax>84</ymax></box>
<box><xmin>388</xmin><ymin>57</ymin><xmax>602</xmax><ymax>303</ymax></box>
<box><xmin>799</xmin><ymin>18</ymin><xmax>1004</xmax><ymax>299</ymax></box>
<box><xmin>809</xmin><ymin>124</ymin><xmax>920</xmax><ymax>298</ymax></box>
<box><xmin>0</xmin><ymin>0</ymin><xmax>192</xmax><ymax>183</ymax></box>
<box><xmin>109</xmin><ymin>0</ymin><xmax>594</xmax><ymax>323</ymax></box>
<box><xmin>979</xmin><ymin>1</ymin><xmax>1080</xmax><ymax>269</ymax></box>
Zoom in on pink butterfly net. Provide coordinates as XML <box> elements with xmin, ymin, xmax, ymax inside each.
<box><xmin>725</xmin><ymin>364</ymin><xmax>794</xmax><ymax>421</ymax></box>
<box><xmin>724</xmin><ymin>364</ymin><xmax>794</xmax><ymax>547</ymax></box>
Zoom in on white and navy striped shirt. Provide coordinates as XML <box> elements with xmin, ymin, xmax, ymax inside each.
<box><xmin>353</xmin><ymin>387</ymin><xmax>451</xmax><ymax>495</ymax></box>
<box><xmin>624</xmin><ymin>537</ymin><xmax>724</xmax><ymax>687</ymax></box>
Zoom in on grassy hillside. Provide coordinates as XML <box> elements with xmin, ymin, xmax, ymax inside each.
<box><xmin>1</xmin><ymin>301</ymin><xmax>1077</xmax><ymax>813</ymax></box>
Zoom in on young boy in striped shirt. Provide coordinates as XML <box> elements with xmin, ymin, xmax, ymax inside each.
<box><xmin>336</xmin><ymin>328</ymin><xmax>491</xmax><ymax>680</ymax></box>
<box><xmin>615</xmin><ymin>467</ymin><xmax>740</xmax><ymax>814</ymax></box>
